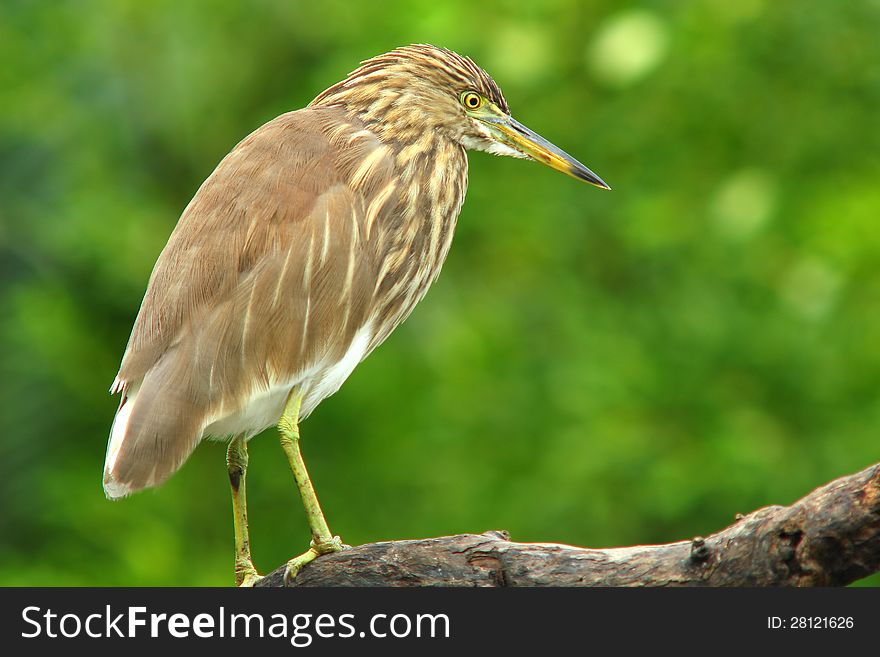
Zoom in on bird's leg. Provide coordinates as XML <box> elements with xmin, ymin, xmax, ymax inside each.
<box><xmin>227</xmin><ymin>436</ymin><xmax>263</xmax><ymax>587</ymax></box>
<box><xmin>278</xmin><ymin>391</ymin><xmax>344</xmax><ymax>584</ymax></box>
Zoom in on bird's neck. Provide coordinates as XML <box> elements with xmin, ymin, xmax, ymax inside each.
<box><xmin>331</xmin><ymin>102</ymin><xmax>469</xmax><ymax>237</ymax></box>
<box><xmin>358</xmin><ymin>117</ymin><xmax>469</xmax><ymax>349</ymax></box>
<box><xmin>383</xmin><ymin>124</ymin><xmax>468</xmax><ymax>271</ymax></box>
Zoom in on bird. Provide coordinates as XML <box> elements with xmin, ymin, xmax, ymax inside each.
<box><xmin>103</xmin><ymin>44</ymin><xmax>609</xmax><ymax>586</ymax></box>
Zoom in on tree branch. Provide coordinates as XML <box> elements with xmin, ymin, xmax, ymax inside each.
<box><xmin>256</xmin><ymin>461</ymin><xmax>880</xmax><ymax>587</ymax></box>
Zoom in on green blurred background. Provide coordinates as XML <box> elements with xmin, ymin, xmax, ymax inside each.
<box><xmin>1</xmin><ymin>0</ymin><xmax>878</xmax><ymax>586</ymax></box>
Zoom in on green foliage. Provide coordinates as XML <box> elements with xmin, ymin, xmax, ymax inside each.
<box><xmin>1</xmin><ymin>0</ymin><xmax>878</xmax><ymax>586</ymax></box>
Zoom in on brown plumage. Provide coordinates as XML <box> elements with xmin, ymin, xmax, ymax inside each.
<box><xmin>103</xmin><ymin>44</ymin><xmax>608</xmax><ymax>581</ymax></box>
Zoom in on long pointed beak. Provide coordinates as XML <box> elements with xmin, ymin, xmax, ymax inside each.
<box><xmin>483</xmin><ymin>116</ymin><xmax>611</xmax><ymax>190</ymax></box>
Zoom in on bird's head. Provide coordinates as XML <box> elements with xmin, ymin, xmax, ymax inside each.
<box><xmin>311</xmin><ymin>44</ymin><xmax>610</xmax><ymax>189</ymax></box>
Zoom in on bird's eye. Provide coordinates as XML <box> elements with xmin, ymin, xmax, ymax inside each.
<box><xmin>461</xmin><ymin>92</ymin><xmax>483</xmax><ymax>110</ymax></box>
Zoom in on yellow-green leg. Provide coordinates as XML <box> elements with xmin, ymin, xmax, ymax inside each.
<box><xmin>227</xmin><ymin>436</ymin><xmax>262</xmax><ymax>587</ymax></box>
<box><xmin>278</xmin><ymin>390</ymin><xmax>344</xmax><ymax>584</ymax></box>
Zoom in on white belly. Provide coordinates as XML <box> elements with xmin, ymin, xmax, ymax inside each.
<box><xmin>202</xmin><ymin>322</ymin><xmax>373</xmax><ymax>440</ymax></box>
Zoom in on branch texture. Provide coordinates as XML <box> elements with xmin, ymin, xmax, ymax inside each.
<box><xmin>257</xmin><ymin>462</ymin><xmax>880</xmax><ymax>587</ymax></box>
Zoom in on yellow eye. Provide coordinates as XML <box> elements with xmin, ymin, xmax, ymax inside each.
<box><xmin>461</xmin><ymin>92</ymin><xmax>482</xmax><ymax>110</ymax></box>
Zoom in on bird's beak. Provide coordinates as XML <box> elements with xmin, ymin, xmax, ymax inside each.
<box><xmin>482</xmin><ymin>115</ymin><xmax>611</xmax><ymax>190</ymax></box>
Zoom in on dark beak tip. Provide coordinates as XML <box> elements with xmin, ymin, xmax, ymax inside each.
<box><xmin>573</xmin><ymin>167</ymin><xmax>611</xmax><ymax>190</ymax></box>
<box><xmin>492</xmin><ymin>116</ymin><xmax>610</xmax><ymax>190</ymax></box>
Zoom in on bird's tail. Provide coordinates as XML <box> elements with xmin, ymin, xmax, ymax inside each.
<box><xmin>103</xmin><ymin>352</ymin><xmax>207</xmax><ymax>499</ymax></box>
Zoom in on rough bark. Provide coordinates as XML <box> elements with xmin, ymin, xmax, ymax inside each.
<box><xmin>256</xmin><ymin>461</ymin><xmax>880</xmax><ymax>587</ymax></box>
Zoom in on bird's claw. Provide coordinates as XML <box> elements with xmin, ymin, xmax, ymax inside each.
<box><xmin>283</xmin><ymin>536</ymin><xmax>347</xmax><ymax>585</ymax></box>
<box><xmin>313</xmin><ymin>535</ymin><xmax>346</xmax><ymax>555</ymax></box>
<box><xmin>237</xmin><ymin>572</ymin><xmax>264</xmax><ymax>588</ymax></box>
<box><xmin>235</xmin><ymin>563</ymin><xmax>264</xmax><ymax>588</ymax></box>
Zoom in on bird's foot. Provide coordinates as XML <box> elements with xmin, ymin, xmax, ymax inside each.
<box><xmin>283</xmin><ymin>536</ymin><xmax>346</xmax><ymax>585</ymax></box>
<box><xmin>235</xmin><ymin>563</ymin><xmax>264</xmax><ymax>588</ymax></box>
<box><xmin>314</xmin><ymin>535</ymin><xmax>348</xmax><ymax>554</ymax></box>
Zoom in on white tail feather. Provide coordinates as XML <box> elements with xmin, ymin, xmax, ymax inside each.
<box><xmin>103</xmin><ymin>384</ymin><xmax>138</xmax><ymax>499</ymax></box>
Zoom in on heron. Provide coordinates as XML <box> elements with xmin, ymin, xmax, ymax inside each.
<box><xmin>103</xmin><ymin>44</ymin><xmax>609</xmax><ymax>586</ymax></box>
